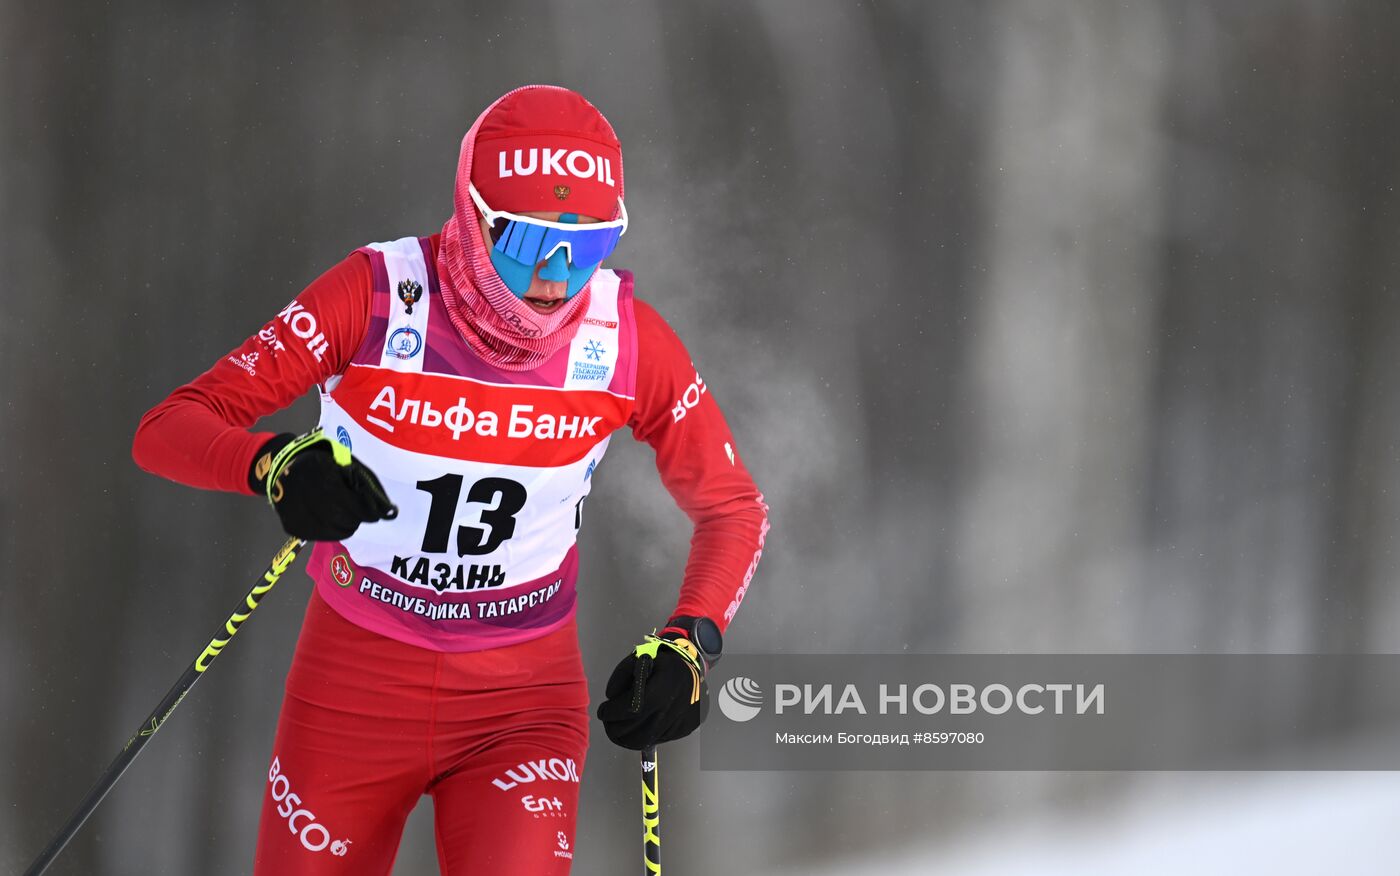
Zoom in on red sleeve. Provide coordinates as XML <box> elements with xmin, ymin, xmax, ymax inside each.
<box><xmin>131</xmin><ymin>253</ymin><xmax>373</xmax><ymax>494</ymax></box>
<box><xmin>628</xmin><ymin>299</ymin><xmax>770</xmax><ymax>633</ymax></box>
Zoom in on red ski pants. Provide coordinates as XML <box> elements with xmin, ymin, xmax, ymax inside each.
<box><xmin>253</xmin><ymin>589</ymin><xmax>590</xmax><ymax>875</ymax></box>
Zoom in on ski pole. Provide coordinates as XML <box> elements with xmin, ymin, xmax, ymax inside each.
<box><xmin>23</xmin><ymin>536</ymin><xmax>306</xmax><ymax>876</ymax></box>
<box><xmin>641</xmin><ymin>745</ymin><xmax>661</xmax><ymax>875</ymax></box>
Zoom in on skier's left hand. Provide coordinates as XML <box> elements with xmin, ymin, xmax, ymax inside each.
<box><xmin>597</xmin><ymin>625</ymin><xmax>713</xmax><ymax>750</ymax></box>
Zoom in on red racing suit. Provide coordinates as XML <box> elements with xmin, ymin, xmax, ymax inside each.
<box><xmin>132</xmin><ymin>234</ymin><xmax>769</xmax><ymax>874</ymax></box>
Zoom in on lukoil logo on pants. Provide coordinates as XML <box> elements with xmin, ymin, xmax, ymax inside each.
<box><xmin>268</xmin><ymin>756</ymin><xmax>350</xmax><ymax>854</ymax></box>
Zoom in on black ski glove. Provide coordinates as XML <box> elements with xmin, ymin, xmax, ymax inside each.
<box><xmin>248</xmin><ymin>429</ymin><xmax>397</xmax><ymax>541</ymax></box>
<box><xmin>596</xmin><ymin>619</ymin><xmax>720</xmax><ymax>750</ymax></box>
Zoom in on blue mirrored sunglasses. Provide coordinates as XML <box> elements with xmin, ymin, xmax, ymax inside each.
<box><xmin>469</xmin><ymin>183</ymin><xmax>627</xmax><ymax>268</ymax></box>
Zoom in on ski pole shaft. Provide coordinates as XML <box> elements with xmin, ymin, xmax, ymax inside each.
<box><xmin>23</xmin><ymin>536</ymin><xmax>306</xmax><ymax>876</ymax></box>
<box><xmin>641</xmin><ymin>745</ymin><xmax>660</xmax><ymax>875</ymax></box>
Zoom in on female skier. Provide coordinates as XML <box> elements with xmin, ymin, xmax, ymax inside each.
<box><xmin>133</xmin><ymin>85</ymin><xmax>768</xmax><ymax>874</ymax></box>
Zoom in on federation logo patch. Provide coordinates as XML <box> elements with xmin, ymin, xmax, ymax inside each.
<box><xmin>387</xmin><ymin>327</ymin><xmax>423</xmax><ymax>360</ymax></box>
<box><xmin>330</xmin><ymin>554</ymin><xmax>354</xmax><ymax>588</ymax></box>
<box><xmin>569</xmin><ymin>337</ymin><xmax>612</xmax><ymax>385</ymax></box>
<box><xmin>554</xmin><ymin>185</ymin><xmax>571</xmax><ymax>201</ymax></box>
<box><xmin>397</xmin><ymin>279</ymin><xmax>423</xmax><ymax>314</ymax></box>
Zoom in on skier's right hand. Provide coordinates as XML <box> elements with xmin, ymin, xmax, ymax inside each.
<box><xmin>248</xmin><ymin>429</ymin><xmax>398</xmax><ymax>541</ymax></box>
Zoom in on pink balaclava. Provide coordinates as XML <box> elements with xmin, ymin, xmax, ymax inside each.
<box><xmin>437</xmin><ymin>85</ymin><xmax>625</xmax><ymax>371</ymax></box>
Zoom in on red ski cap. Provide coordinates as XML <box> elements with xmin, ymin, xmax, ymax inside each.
<box><xmin>470</xmin><ymin>87</ymin><xmax>623</xmax><ymax>222</ymax></box>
